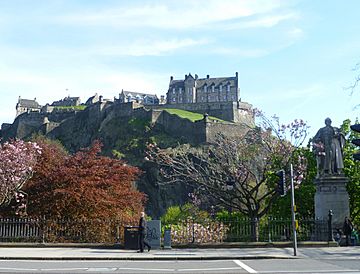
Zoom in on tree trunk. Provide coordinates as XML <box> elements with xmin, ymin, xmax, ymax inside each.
<box><xmin>250</xmin><ymin>217</ymin><xmax>259</xmax><ymax>242</ymax></box>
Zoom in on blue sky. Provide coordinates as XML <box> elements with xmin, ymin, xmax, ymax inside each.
<box><xmin>1</xmin><ymin>0</ymin><xmax>359</xmax><ymax>141</ymax></box>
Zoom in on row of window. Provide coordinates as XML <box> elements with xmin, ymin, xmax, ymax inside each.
<box><xmin>172</xmin><ymin>85</ymin><xmax>231</xmax><ymax>95</ymax></box>
<box><xmin>171</xmin><ymin>95</ymin><xmax>236</xmax><ymax>103</ymax></box>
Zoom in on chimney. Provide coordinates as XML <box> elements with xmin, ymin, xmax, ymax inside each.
<box><xmin>207</xmin><ymin>74</ymin><xmax>210</xmax><ymax>79</ymax></box>
<box><xmin>236</xmin><ymin>72</ymin><xmax>238</xmax><ymax>78</ymax></box>
<box><xmin>170</xmin><ymin>76</ymin><xmax>173</xmax><ymax>81</ymax></box>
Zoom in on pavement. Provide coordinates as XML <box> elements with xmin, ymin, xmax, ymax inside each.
<box><xmin>0</xmin><ymin>243</ymin><xmax>358</xmax><ymax>261</ymax></box>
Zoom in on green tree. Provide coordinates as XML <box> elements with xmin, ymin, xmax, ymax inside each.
<box><xmin>341</xmin><ymin>119</ymin><xmax>360</xmax><ymax>227</ymax></box>
<box><xmin>147</xmin><ymin>112</ymin><xmax>309</xmax><ymax>240</ymax></box>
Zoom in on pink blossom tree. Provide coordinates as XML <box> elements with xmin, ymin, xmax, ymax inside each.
<box><xmin>0</xmin><ymin>139</ymin><xmax>41</xmax><ymax>214</ymax></box>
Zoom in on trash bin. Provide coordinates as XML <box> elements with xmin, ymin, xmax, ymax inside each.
<box><xmin>124</xmin><ymin>226</ymin><xmax>139</xmax><ymax>250</ymax></box>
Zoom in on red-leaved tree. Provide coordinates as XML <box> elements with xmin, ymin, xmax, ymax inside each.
<box><xmin>24</xmin><ymin>138</ymin><xmax>146</xmax><ymax>222</ymax></box>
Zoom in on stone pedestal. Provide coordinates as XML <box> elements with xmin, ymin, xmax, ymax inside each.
<box><xmin>315</xmin><ymin>176</ymin><xmax>349</xmax><ymax>230</ymax></box>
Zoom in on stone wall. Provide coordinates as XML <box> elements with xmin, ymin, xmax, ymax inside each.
<box><xmin>205</xmin><ymin>119</ymin><xmax>249</xmax><ymax>143</ymax></box>
<box><xmin>151</xmin><ymin>101</ymin><xmax>253</xmax><ymax>125</ymax></box>
<box><xmin>152</xmin><ymin>110</ymin><xmax>206</xmax><ymax>144</ymax></box>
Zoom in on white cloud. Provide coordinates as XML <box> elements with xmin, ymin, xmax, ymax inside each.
<box><xmin>287</xmin><ymin>27</ymin><xmax>304</xmax><ymax>39</ymax></box>
<box><xmin>210</xmin><ymin>47</ymin><xmax>269</xmax><ymax>58</ymax></box>
<box><xmin>54</xmin><ymin>0</ymin><xmax>286</xmax><ymax>30</ymax></box>
<box><xmin>223</xmin><ymin>13</ymin><xmax>298</xmax><ymax>30</ymax></box>
<box><xmin>90</xmin><ymin>38</ymin><xmax>210</xmax><ymax>57</ymax></box>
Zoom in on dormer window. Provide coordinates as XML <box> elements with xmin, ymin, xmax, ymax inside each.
<box><xmin>204</xmin><ymin>85</ymin><xmax>207</xmax><ymax>92</ymax></box>
<box><xmin>212</xmin><ymin>85</ymin><xmax>215</xmax><ymax>93</ymax></box>
<box><xmin>227</xmin><ymin>84</ymin><xmax>231</xmax><ymax>92</ymax></box>
<box><xmin>219</xmin><ymin>85</ymin><xmax>222</xmax><ymax>92</ymax></box>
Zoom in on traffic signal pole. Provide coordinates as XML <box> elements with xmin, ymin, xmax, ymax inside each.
<box><xmin>290</xmin><ymin>163</ymin><xmax>298</xmax><ymax>256</ymax></box>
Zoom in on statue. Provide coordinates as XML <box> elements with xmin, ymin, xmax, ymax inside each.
<box><xmin>312</xmin><ymin>118</ymin><xmax>345</xmax><ymax>178</ymax></box>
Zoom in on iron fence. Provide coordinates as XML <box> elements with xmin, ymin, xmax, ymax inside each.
<box><xmin>0</xmin><ymin>216</ymin><xmax>329</xmax><ymax>244</ymax></box>
<box><xmin>0</xmin><ymin>217</ymin><xmax>128</xmax><ymax>243</ymax></box>
<box><xmin>170</xmin><ymin>217</ymin><xmax>329</xmax><ymax>244</ymax></box>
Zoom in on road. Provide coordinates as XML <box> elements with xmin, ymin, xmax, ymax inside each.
<box><xmin>0</xmin><ymin>258</ymin><xmax>360</xmax><ymax>274</ymax></box>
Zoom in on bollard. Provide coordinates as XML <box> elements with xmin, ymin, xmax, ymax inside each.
<box><xmin>164</xmin><ymin>228</ymin><xmax>171</xmax><ymax>249</ymax></box>
<box><xmin>328</xmin><ymin>210</ymin><xmax>334</xmax><ymax>242</ymax></box>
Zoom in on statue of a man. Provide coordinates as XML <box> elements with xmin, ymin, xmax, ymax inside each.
<box><xmin>313</xmin><ymin>118</ymin><xmax>345</xmax><ymax>177</ymax></box>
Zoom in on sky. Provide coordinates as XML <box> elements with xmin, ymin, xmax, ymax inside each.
<box><xmin>1</xmin><ymin>0</ymin><xmax>360</xmax><ymax>142</ymax></box>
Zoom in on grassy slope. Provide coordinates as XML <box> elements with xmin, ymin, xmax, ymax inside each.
<box><xmin>162</xmin><ymin>109</ymin><xmax>226</xmax><ymax>122</ymax></box>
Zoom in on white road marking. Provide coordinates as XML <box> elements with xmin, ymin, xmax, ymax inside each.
<box><xmin>116</xmin><ymin>268</ymin><xmax>173</xmax><ymax>272</ymax></box>
<box><xmin>234</xmin><ymin>259</ymin><xmax>257</xmax><ymax>273</ymax></box>
<box><xmin>87</xmin><ymin>268</ymin><xmax>117</xmax><ymax>272</ymax></box>
<box><xmin>42</xmin><ymin>268</ymin><xmax>88</xmax><ymax>271</ymax></box>
<box><xmin>0</xmin><ymin>268</ymin><xmax>38</xmax><ymax>271</ymax></box>
<box><xmin>178</xmin><ymin>267</ymin><xmax>243</xmax><ymax>272</ymax></box>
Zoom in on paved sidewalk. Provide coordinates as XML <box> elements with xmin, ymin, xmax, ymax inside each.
<box><xmin>1</xmin><ymin>246</ymin><xmax>359</xmax><ymax>261</ymax></box>
<box><xmin>0</xmin><ymin>247</ymin><xmax>299</xmax><ymax>260</ymax></box>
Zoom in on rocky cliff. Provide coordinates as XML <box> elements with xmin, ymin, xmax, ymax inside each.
<box><xmin>0</xmin><ymin>100</ymin><xmax>251</xmax><ymax>217</ymax></box>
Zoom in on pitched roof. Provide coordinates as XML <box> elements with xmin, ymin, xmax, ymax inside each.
<box><xmin>196</xmin><ymin>77</ymin><xmax>237</xmax><ymax>89</ymax></box>
<box><xmin>122</xmin><ymin>91</ymin><xmax>158</xmax><ymax>98</ymax></box>
<box><xmin>169</xmin><ymin>80</ymin><xmax>185</xmax><ymax>89</ymax></box>
<box><xmin>18</xmin><ymin>99</ymin><xmax>40</xmax><ymax>108</ymax></box>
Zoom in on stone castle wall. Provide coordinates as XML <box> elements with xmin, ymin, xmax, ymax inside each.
<box><xmin>1</xmin><ymin>100</ymin><xmax>253</xmax><ymax>146</ymax></box>
<box><xmin>151</xmin><ymin>101</ymin><xmax>253</xmax><ymax>125</ymax></box>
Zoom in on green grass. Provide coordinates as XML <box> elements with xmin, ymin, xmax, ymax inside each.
<box><xmin>162</xmin><ymin>109</ymin><xmax>225</xmax><ymax>122</ymax></box>
<box><xmin>53</xmin><ymin>105</ymin><xmax>87</xmax><ymax>111</ymax></box>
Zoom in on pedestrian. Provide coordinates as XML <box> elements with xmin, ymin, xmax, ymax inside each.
<box><xmin>343</xmin><ymin>217</ymin><xmax>353</xmax><ymax>246</ymax></box>
<box><xmin>138</xmin><ymin>211</ymin><xmax>151</xmax><ymax>253</ymax></box>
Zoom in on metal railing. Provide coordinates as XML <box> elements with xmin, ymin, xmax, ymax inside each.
<box><xmin>169</xmin><ymin>217</ymin><xmax>329</xmax><ymax>244</ymax></box>
<box><xmin>0</xmin><ymin>217</ymin><xmax>128</xmax><ymax>243</ymax></box>
<box><xmin>0</xmin><ymin>216</ymin><xmax>329</xmax><ymax>244</ymax></box>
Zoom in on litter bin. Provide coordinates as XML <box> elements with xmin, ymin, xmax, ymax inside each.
<box><xmin>124</xmin><ymin>226</ymin><xmax>139</xmax><ymax>250</ymax></box>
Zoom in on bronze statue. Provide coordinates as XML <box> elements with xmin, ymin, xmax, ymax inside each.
<box><xmin>313</xmin><ymin>118</ymin><xmax>345</xmax><ymax>177</ymax></box>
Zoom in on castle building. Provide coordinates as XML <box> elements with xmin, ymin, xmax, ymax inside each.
<box><xmin>118</xmin><ymin>90</ymin><xmax>159</xmax><ymax>105</ymax></box>
<box><xmin>16</xmin><ymin>97</ymin><xmax>41</xmax><ymax>117</ymax></box>
<box><xmin>166</xmin><ymin>72</ymin><xmax>240</xmax><ymax>104</ymax></box>
<box><xmin>51</xmin><ymin>96</ymin><xmax>81</xmax><ymax>107</ymax></box>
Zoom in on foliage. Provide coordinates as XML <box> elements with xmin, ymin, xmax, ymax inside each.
<box><xmin>170</xmin><ymin>220</ymin><xmax>229</xmax><ymax>244</ymax></box>
<box><xmin>147</xmin><ymin>111</ymin><xmax>309</xmax><ymax>221</ymax></box>
<box><xmin>268</xmin><ymin>146</ymin><xmax>316</xmax><ymax>219</ymax></box>
<box><xmin>161</xmin><ymin>203</ymin><xmax>209</xmax><ymax>227</ymax></box>
<box><xmin>104</xmin><ymin>117</ymin><xmax>182</xmax><ymax>166</ymax></box>
<box><xmin>163</xmin><ymin>108</ymin><xmax>225</xmax><ymax>122</ymax></box>
<box><xmin>0</xmin><ymin>139</ymin><xmax>41</xmax><ymax>211</ymax></box>
<box><xmin>341</xmin><ymin>119</ymin><xmax>360</xmax><ymax>227</ymax></box>
<box><xmin>22</xmin><ymin>138</ymin><xmax>146</xmax><ymax>224</ymax></box>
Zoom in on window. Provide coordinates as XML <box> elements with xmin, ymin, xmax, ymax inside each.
<box><xmin>212</xmin><ymin>86</ymin><xmax>215</xmax><ymax>92</ymax></box>
<box><xmin>179</xmin><ymin>87</ymin><xmax>182</xmax><ymax>93</ymax></box>
<box><xmin>188</xmin><ymin>88</ymin><xmax>191</xmax><ymax>94</ymax></box>
<box><xmin>227</xmin><ymin>84</ymin><xmax>231</xmax><ymax>92</ymax></box>
<box><xmin>219</xmin><ymin>85</ymin><xmax>222</xmax><ymax>92</ymax></box>
<box><xmin>172</xmin><ymin>88</ymin><xmax>175</xmax><ymax>94</ymax></box>
<box><xmin>172</xmin><ymin>98</ymin><xmax>176</xmax><ymax>102</ymax></box>
<box><xmin>204</xmin><ymin>85</ymin><xmax>207</xmax><ymax>92</ymax></box>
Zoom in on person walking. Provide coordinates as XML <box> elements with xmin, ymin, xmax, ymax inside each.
<box><xmin>343</xmin><ymin>217</ymin><xmax>353</xmax><ymax>246</ymax></box>
<box><xmin>138</xmin><ymin>211</ymin><xmax>151</xmax><ymax>253</ymax></box>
